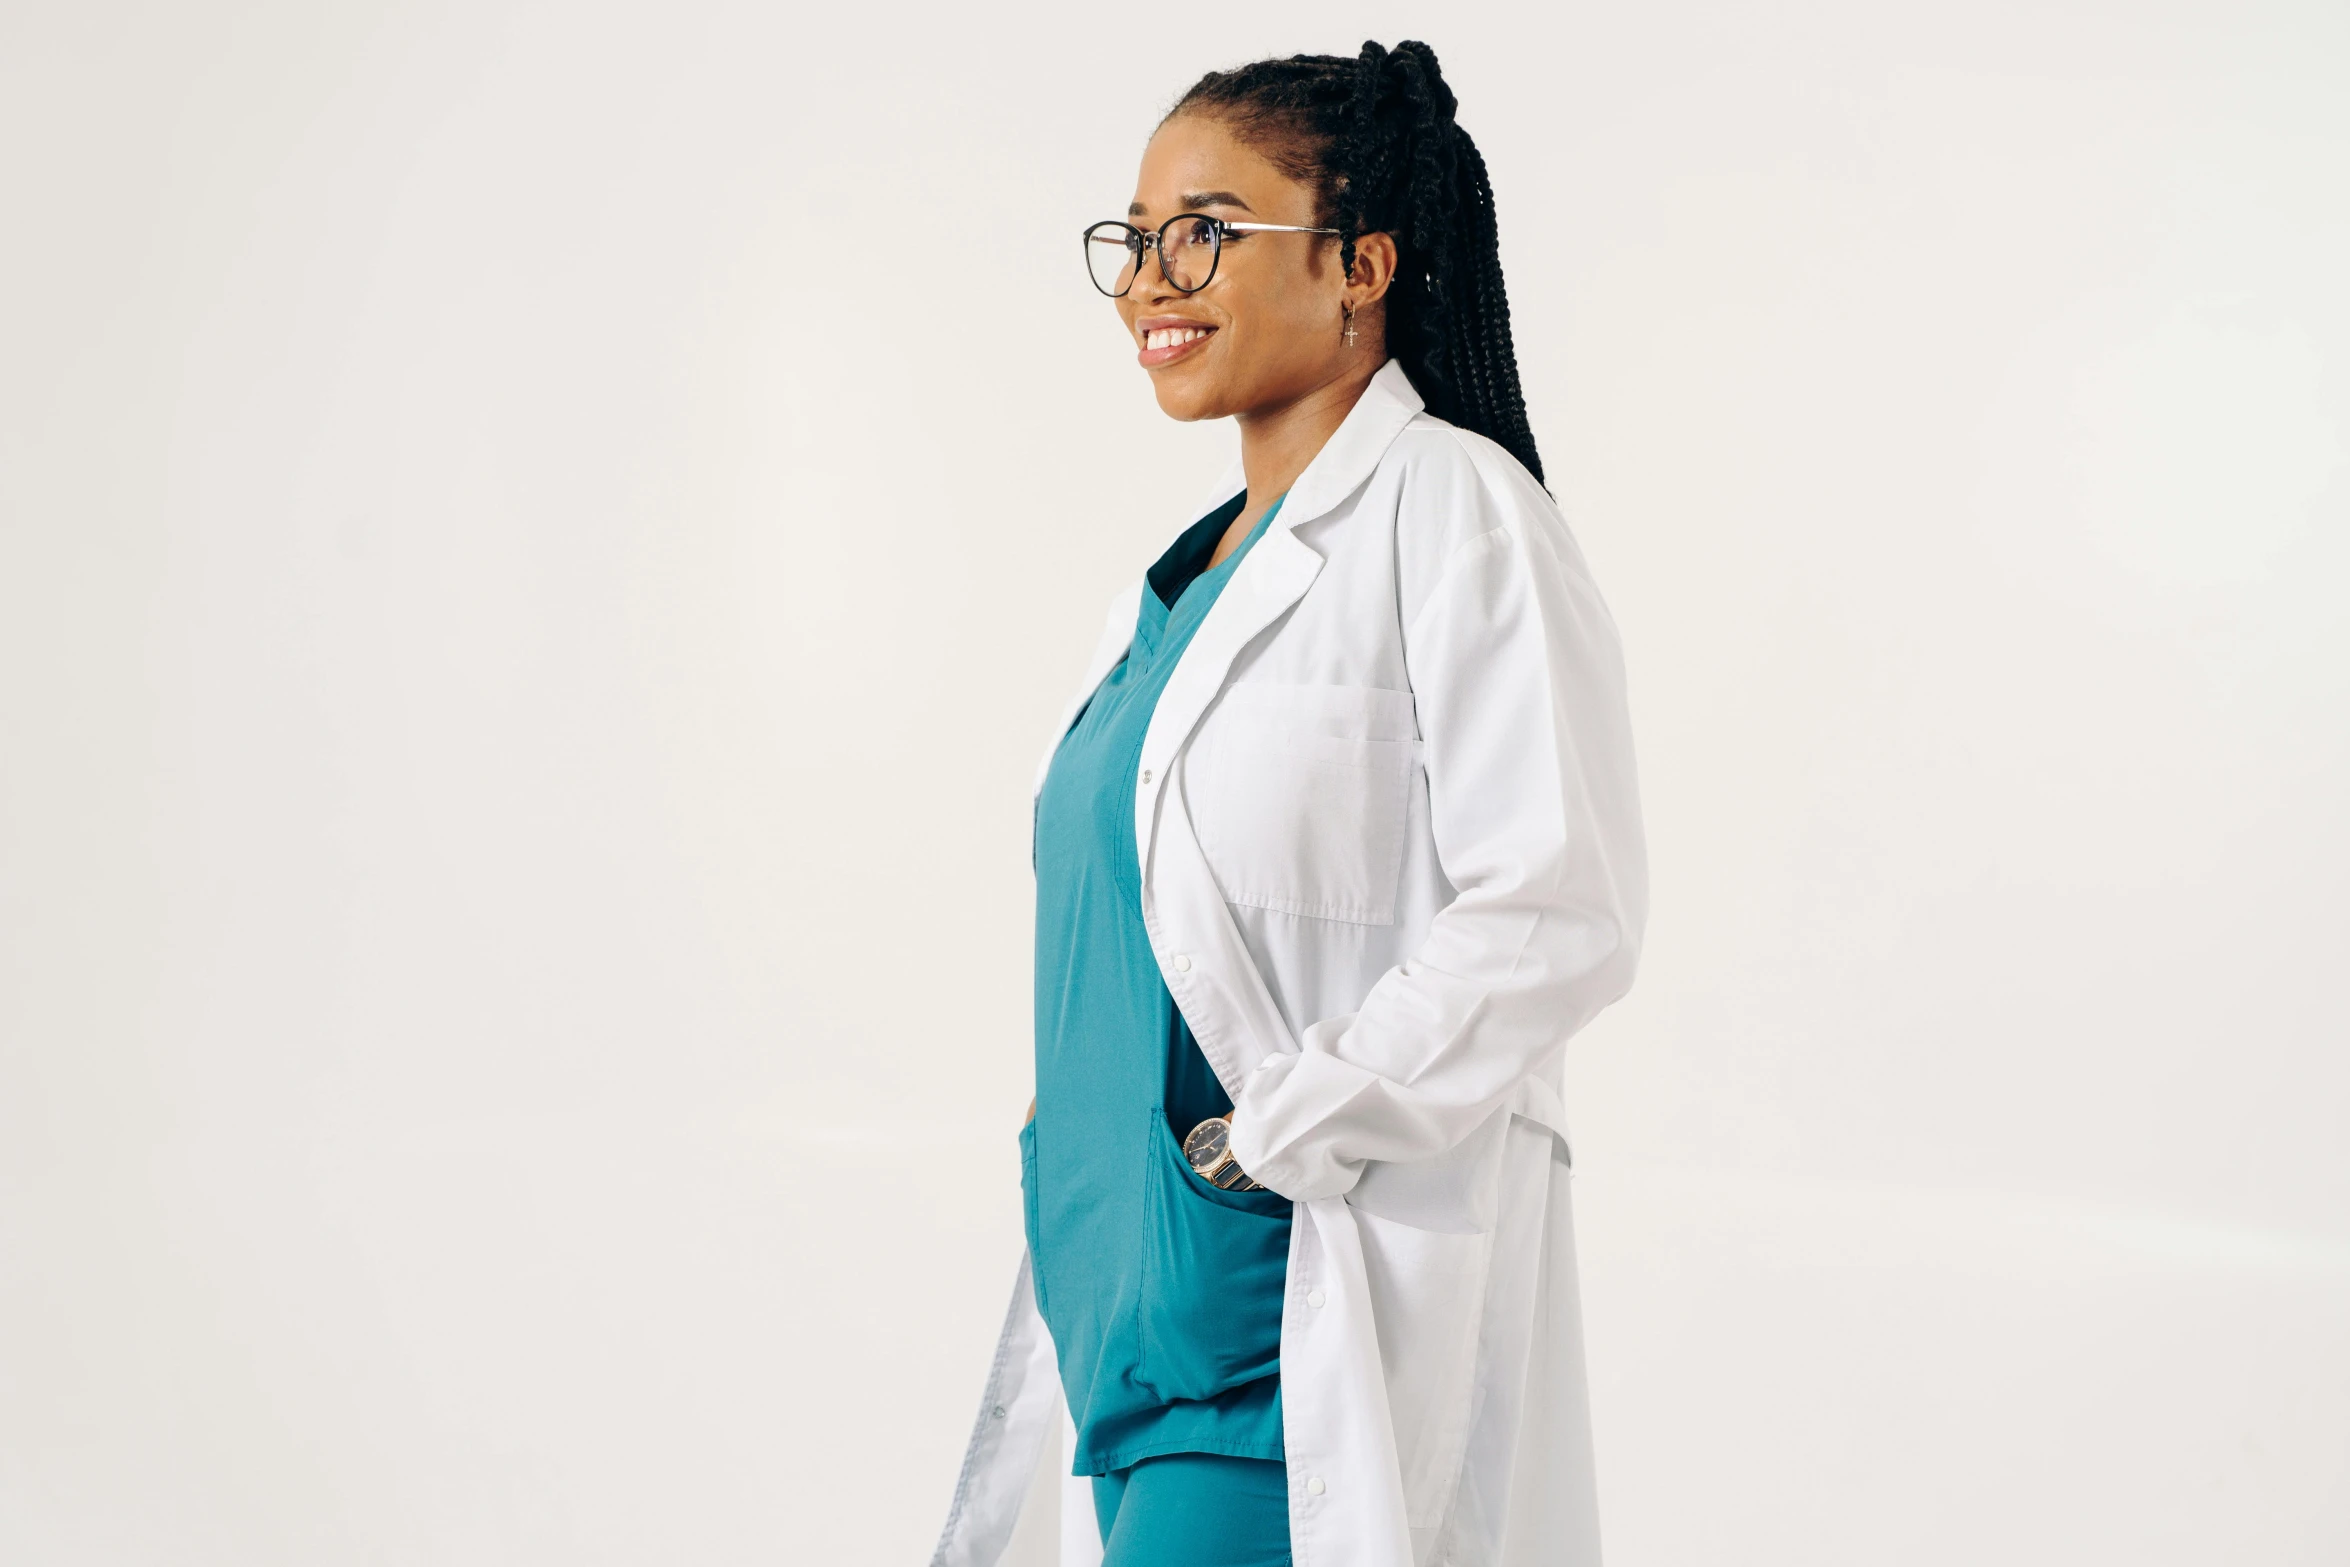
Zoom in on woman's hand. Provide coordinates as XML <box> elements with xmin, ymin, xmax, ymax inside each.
<box><xmin>1025</xmin><ymin>1097</ymin><xmax>1036</xmax><ymax>1126</ymax></box>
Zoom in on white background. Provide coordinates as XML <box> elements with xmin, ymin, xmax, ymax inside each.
<box><xmin>3</xmin><ymin>2</ymin><xmax>2345</xmax><ymax>1563</ymax></box>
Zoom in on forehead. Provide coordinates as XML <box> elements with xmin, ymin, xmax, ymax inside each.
<box><xmin>1129</xmin><ymin>113</ymin><xmax>1313</xmax><ymax>220</ymax></box>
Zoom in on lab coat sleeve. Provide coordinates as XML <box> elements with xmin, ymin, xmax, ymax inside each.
<box><xmin>1225</xmin><ymin>471</ymin><xmax>1648</xmax><ymax>1202</ymax></box>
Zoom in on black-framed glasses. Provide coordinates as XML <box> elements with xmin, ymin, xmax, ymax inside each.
<box><xmin>1083</xmin><ymin>213</ymin><xmax>1342</xmax><ymax>297</ymax></box>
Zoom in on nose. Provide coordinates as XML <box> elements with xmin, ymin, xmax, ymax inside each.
<box><xmin>1131</xmin><ymin>234</ymin><xmax>1180</xmax><ymax>299</ymax></box>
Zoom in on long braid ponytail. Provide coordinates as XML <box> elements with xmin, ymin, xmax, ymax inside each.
<box><xmin>1172</xmin><ymin>40</ymin><xmax>1546</xmax><ymax>484</ymax></box>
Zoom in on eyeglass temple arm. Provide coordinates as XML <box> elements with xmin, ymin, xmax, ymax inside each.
<box><xmin>1218</xmin><ymin>221</ymin><xmax>1343</xmax><ymax>236</ymax></box>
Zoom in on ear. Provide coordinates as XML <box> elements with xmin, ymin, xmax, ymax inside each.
<box><xmin>1343</xmin><ymin>231</ymin><xmax>1399</xmax><ymax>311</ymax></box>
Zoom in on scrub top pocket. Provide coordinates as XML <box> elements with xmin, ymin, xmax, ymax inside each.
<box><xmin>1133</xmin><ymin>1109</ymin><xmax>1292</xmax><ymax>1406</ymax></box>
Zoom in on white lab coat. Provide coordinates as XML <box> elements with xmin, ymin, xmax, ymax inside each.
<box><xmin>932</xmin><ymin>360</ymin><xmax>1647</xmax><ymax>1567</ymax></box>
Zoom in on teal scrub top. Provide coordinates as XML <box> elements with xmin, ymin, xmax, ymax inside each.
<box><xmin>1025</xmin><ymin>489</ymin><xmax>1295</xmax><ymax>1476</ymax></box>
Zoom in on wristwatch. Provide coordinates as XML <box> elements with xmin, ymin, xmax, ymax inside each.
<box><xmin>1182</xmin><ymin>1111</ymin><xmax>1266</xmax><ymax>1191</ymax></box>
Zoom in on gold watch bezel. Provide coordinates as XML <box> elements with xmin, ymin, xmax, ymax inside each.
<box><xmin>1182</xmin><ymin>1113</ymin><xmax>1266</xmax><ymax>1191</ymax></box>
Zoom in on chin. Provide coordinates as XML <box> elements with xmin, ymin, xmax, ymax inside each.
<box><xmin>1148</xmin><ymin>371</ymin><xmax>1234</xmax><ymax>424</ymax></box>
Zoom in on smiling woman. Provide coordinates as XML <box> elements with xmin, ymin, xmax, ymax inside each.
<box><xmin>933</xmin><ymin>40</ymin><xmax>1646</xmax><ymax>1567</ymax></box>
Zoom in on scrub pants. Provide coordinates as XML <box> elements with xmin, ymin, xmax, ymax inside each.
<box><xmin>1091</xmin><ymin>1452</ymin><xmax>1291</xmax><ymax>1567</ymax></box>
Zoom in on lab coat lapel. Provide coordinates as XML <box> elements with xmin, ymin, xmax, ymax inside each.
<box><xmin>1130</xmin><ymin>522</ymin><xmax>1321</xmax><ymax>869</ymax></box>
<box><xmin>1131</xmin><ymin>359</ymin><xmax>1426</xmax><ymax>875</ymax></box>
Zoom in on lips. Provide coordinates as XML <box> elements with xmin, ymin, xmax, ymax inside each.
<box><xmin>1137</xmin><ymin>317</ymin><xmax>1216</xmax><ymax>369</ymax></box>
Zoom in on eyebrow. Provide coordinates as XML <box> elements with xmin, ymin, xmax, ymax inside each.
<box><xmin>1128</xmin><ymin>189</ymin><xmax>1258</xmax><ymax>218</ymax></box>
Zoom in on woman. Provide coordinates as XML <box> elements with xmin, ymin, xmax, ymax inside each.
<box><xmin>933</xmin><ymin>41</ymin><xmax>1646</xmax><ymax>1567</ymax></box>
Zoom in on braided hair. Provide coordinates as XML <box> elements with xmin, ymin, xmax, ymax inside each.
<box><xmin>1171</xmin><ymin>40</ymin><xmax>1545</xmax><ymax>484</ymax></box>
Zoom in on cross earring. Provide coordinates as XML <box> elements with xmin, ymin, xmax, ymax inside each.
<box><xmin>1342</xmin><ymin>305</ymin><xmax>1357</xmax><ymax>347</ymax></box>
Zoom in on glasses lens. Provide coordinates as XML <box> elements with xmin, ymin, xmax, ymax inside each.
<box><xmin>1085</xmin><ymin>224</ymin><xmax>1142</xmax><ymax>296</ymax></box>
<box><xmin>1162</xmin><ymin>216</ymin><xmax>1218</xmax><ymax>291</ymax></box>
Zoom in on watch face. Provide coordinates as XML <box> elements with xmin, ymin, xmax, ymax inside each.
<box><xmin>1183</xmin><ymin>1116</ymin><xmax>1231</xmax><ymax>1174</ymax></box>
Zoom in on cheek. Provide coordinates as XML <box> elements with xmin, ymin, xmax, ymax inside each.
<box><xmin>1238</xmin><ymin>285</ymin><xmax>1332</xmax><ymax>364</ymax></box>
<box><xmin>1223</xmin><ymin>275</ymin><xmax>1325</xmax><ymax>355</ymax></box>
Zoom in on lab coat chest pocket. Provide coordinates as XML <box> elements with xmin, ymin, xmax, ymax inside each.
<box><xmin>1180</xmin><ymin>682</ymin><xmax>1418</xmax><ymax>926</ymax></box>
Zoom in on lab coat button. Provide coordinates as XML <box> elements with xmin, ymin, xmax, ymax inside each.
<box><xmin>1305</xmin><ymin>1477</ymin><xmax>1326</xmax><ymax>1496</ymax></box>
<box><xmin>1171</xmin><ymin>953</ymin><xmax>1191</xmax><ymax>972</ymax></box>
<box><xmin>990</xmin><ymin>1405</ymin><xmax>1007</xmax><ymax>1420</ymax></box>
<box><xmin>1307</xmin><ymin>1288</ymin><xmax>1326</xmax><ymax>1308</ymax></box>
<box><xmin>1140</xmin><ymin>768</ymin><xmax>1153</xmax><ymax>785</ymax></box>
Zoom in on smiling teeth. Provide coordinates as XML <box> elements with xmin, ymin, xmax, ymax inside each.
<box><xmin>1146</xmin><ymin>326</ymin><xmax>1211</xmax><ymax>350</ymax></box>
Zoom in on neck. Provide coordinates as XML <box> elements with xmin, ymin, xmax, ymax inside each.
<box><xmin>1232</xmin><ymin>356</ymin><xmax>1382</xmax><ymax>527</ymax></box>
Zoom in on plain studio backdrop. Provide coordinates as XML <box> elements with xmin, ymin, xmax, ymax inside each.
<box><xmin>3</xmin><ymin>1</ymin><xmax>2346</xmax><ymax>1562</ymax></box>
